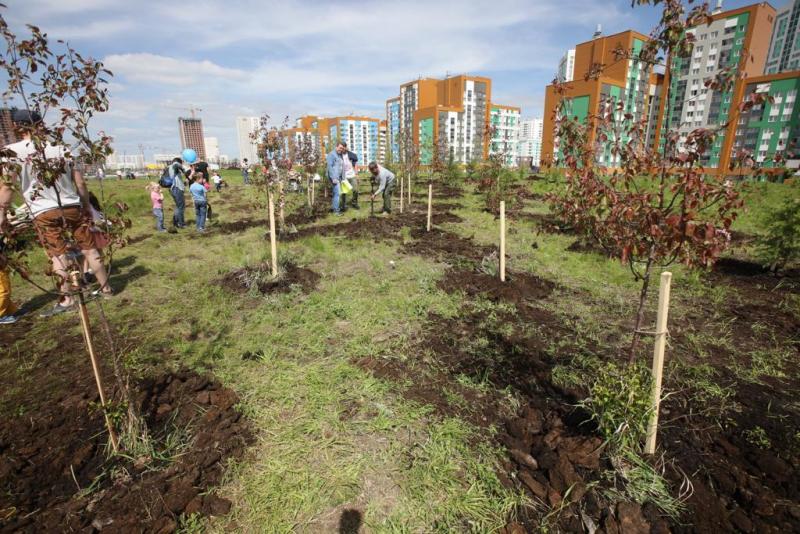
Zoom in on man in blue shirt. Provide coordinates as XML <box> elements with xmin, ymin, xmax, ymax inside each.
<box><xmin>326</xmin><ymin>142</ymin><xmax>345</xmax><ymax>215</ymax></box>
<box><xmin>189</xmin><ymin>176</ymin><xmax>208</xmax><ymax>232</ymax></box>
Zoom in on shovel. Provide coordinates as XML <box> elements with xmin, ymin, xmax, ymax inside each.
<box><xmin>370</xmin><ymin>180</ymin><xmax>375</xmax><ymax>217</ymax></box>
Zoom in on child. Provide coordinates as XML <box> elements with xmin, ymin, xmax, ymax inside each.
<box><xmin>0</xmin><ymin>241</ymin><xmax>20</xmax><ymax>325</ymax></box>
<box><xmin>147</xmin><ymin>182</ymin><xmax>166</xmax><ymax>232</ymax></box>
<box><xmin>189</xmin><ymin>176</ymin><xmax>208</xmax><ymax>232</ymax></box>
<box><xmin>212</xmin><ymin>171</ymin><xmax>222</xmax><ymax>193</ymax></box>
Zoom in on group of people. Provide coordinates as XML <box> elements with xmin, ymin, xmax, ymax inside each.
<box><xmin>0</xmin><ymin>110</ymin><xmax>114</xmax><ymax>323</ymax></box>
<box><xmin>326</xmin><ymin>142</ymin><xmax>396</xmax><ymax>215</ymax></box>
<box><xmin>154</xmin><ymin>157</ymin><xmax>225</xmax><ymax>233</ymax></box>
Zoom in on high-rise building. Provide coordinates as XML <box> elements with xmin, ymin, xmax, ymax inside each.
<box><xmin>542</xmin><ymin>29</ymin><xmax>655</xmax><ymax>167</ymax></box>
<box><xmin>385</xmin><ymin>96</ymin><xmax>401</xmax><ymax>163</ymax></box>
<box><xmin>204</xmin><ymin>137</ymin><xmax>220</xmax><ymax>163</ymax></box>
<box><xmin>490</xmin><ymin>105</ymin><xmax>521</xmax><ymax>166</ymax></box>
<box><xmin>654</xmin><ymin>2</ymin><xmax>776</xmax><ymax>170</ymax></box>
<box><xmin>519</xmin><ymin>118</ymin><xmax>544</xmax><ymax>167</ymax></box>
<box><xmin>644</xmin><ymin>73</ymin><xmax>666</xmax><ymax>150</ymax></box>
<box><xmin>178</xmin><ymin>117</ymin><xmax>206</xmax><ymax>161</ymax></box>
<box><xmin>236</xmin><ymin>116</ymin><xmax>260</xmax><ymax>163</ymax></box>
<box><xmin>765</xmin><ymin>0</ymin><xmax>800</xmax><ymax>74</ymax></box>
<box><xmin>732</xmin><ymin>71</ymin><xmax>800</xmax><ymax>171</ymax></box>
<box><xmin>393</xmin><ymin>74</ymin><xmax>492</xmax><ymax>165</ymax></box>
<box><xmin>285</xmin><ymin>115</ymin><xmax>382</xmax><ymax>167</ymax></box>
<box><xmin>106</xmin><ymin>152</ymin><xmax>145</xmax><ymax>170</ymax></box>
<box><xmin>0</xmin><ymin>109</ymin><xmax>19</xmax><ymax>146</ymax></box>
<box><xmin>379</xmin><ymin>120</ymin><xmax>387</xmax><ymax>164</ymax></box>
<box><xmin>558</xmin><ymin>49</ymin><xmax>576</xmax><ymax>82</ymax></box>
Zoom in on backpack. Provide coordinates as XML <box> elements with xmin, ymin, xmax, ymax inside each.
<box><xmin>159</xmin><ymin>165</ymin><xmax>174</xmax><ymax>188</ymax></box>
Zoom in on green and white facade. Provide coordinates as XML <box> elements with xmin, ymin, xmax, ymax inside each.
<box><xmin>490</xmin><ymin>105</ymin><xmax>521</xmax><ymax>166</ymax></box>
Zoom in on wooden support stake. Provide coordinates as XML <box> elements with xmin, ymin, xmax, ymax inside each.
<box><xmin>400</xmin><ymin>176</ymin><xmax>404</xmax><ymax>214</ymax></box>
<box><xmin>70</xmin><ymin>272</ymin><xmax>119</xmax><ymax>453</ymax></box>
<box><xmin>500</xmin><ymin>201</ymin><xmax>506</xmax><ymax>282</ymax></box>
<box><xmin>408</xmin><ymin>175</ymin><xmax>412</xmax><ymax>206</ymax></box>
<box><xmin>426</xmin><ymin>182</ymin><xmax>433</xmax><ymax>232</ymax></box>
<box><xmin>268</xmin><ymin>188</ymin><xmax>278</xmax><ymax>278</ymax></box>
<box><xmin>311</xmin><ymin>179</ymin><xmax>316</xmax><ymax>206</ymax></box>
<box><xmin>645</xmin><ymin>271</ymin><xmax>672</xmax><ymax>455</ymax></box>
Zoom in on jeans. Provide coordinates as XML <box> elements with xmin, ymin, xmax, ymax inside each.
<box><xmin>331</xmin><ymin>181</ymin><xmax>341</xmax><ymax>213</ymax></box>
<box><xmin>195</xmin><ymin>201</ymin><xmax>208</xmax><ymax>230</ymax></box>
<box><xmin>382</xmin><ymin>181</ymin><xmax>395</xmax><ymax>213</ymax></box>
<box><xmin>153</xmin><ymin>208</ymin><xmax>165</xmax><ymax>231</ymax></box>
<box><xmin>242</xmin><ymin>171</ymin><xmax>249</xmax><ymax>185</ymax></box>
<box><xmin>171</xmin><ymin>188</ymin><xmax>185</xmax><ymax>227</ymax></box>
<box><xmin>215</xmin><ymin>183</ymin><xmax>222</xmax><ymax>192</ymax></box>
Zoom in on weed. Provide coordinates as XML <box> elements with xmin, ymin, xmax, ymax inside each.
<box><xmin>743</xmin><ymin>426</ymin><xmax>771</xmax><ymax>449</ymax></box>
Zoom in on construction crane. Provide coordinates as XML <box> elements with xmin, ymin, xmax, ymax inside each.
<box><xmin>164</xmin><ymin>105</ymin><xmax>203</xmax><ymax>119</ymax></box>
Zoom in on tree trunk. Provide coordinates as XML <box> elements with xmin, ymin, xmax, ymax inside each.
<box><xmin>629</xmin><ymin>255</ymin><xmax>655</xmax><ymax>364</ymax></box>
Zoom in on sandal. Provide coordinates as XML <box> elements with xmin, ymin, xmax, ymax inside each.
<box><xmin>39</xmin><ymin>303</ymin><xmax>76</xmax><ymax>318</ymax></box>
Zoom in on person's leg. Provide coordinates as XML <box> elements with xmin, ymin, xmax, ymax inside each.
<box><xmin>154</xmin><ymin>208</ymin><xmax>164</xmax><ymax>231</ymax></box>
<box><xmin>0</xmin><ymin>266</ymin><xmax>18</xmax><ymax>318</ymax></box>
<box><xmin>176</xmin><ymin>191</ymin><xmax>186</xmax><ymax>227</ymax></box>
<box><xmin>331</xmin><ymin>182</ymin><xmax>340</xmax><ymax>213</ymax></box>
<box><xmin>171</xmin><ymin>188</ymin><xmax>180</xmax><ymax>227</ymax></box>
<box><xmin>383</xmin><ymin>182</ymin><xmax>395</xmax><ymax>213</ymax></box>
<box><xmin>199</xmin><ymin>203</ymin><xmax>208</xmax><ymax>230</ymax></box>
<box><xmin>351</xmin><ymin>177</ymin><xmax>359</xmax><ymax>208</ymax></box>
<box><xmin>82</xmin><ymin>248</ymin><xmax>111</xmax><ymax>294</ymax></box>
<box><xmin>341</xmin><ymin>192</ymin><xmax>348</xmax><ymax>212</ymax></box>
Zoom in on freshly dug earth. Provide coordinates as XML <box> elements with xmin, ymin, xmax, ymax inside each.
<box><xmin>0</xmin><ymin>325</ymin><xmax>251</xmax><ymax>533</ymax></box>
<box><xmin>220</xmin><ymin>262</ymin><xmax>320</xmax><ymax>295</ymax></box>
<box><xmin>285</xmin><ymin>211</ymin><xmax>462</xmax><ymax>243</ymax></box>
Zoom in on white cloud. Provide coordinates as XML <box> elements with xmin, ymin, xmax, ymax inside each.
<box><xmin>104</xmin><ymin>53</ymin><xmax>249</xmax><ymax>85</ymax></box>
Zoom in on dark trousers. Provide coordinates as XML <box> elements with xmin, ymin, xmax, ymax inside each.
<box><xmin>382</xmin><ymin>181</ymin><xmax>395</xmax><ymax>213</ymax></box>
<box><xmin>171</xmin><ymin>188</ymin><xmax>185</xmax><ymax>227</ymax></box>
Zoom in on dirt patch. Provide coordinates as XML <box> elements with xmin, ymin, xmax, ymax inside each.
<box><xmin>285</xmin><ymin>211</ymin><xmax>462</xmax><ymax>243</ymax></box>
<box><xmin>437</xmin><ymin>268</ymin><xmax>555</xmax><ymax>308</ymax></box>
<box><xmin>215</xmin><ymin>217</ymin><xmax>268</xmax><ymax>234</ymax></box>
<box><xmin>0</xmin><ymin>336</ymin><xmax>251</xmax><ymax>533</ymax></box>
<box><xmin>566</xmin><ymin>238</ymin><xmax>615</xmax><ymax>257</ymax></box>
<box><xmin>220</xmin><ymin>262</ymin><xmax>320</xmax><ymax>295</ymax></box>
<box><xmin>400</xmin><ymin>228</ymin><xmax>493</xmax><ymax>264</ymax></box>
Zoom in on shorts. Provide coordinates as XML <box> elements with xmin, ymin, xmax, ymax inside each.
<box><xmin>33</xmin><ymin>205</ymin><xmax>96</xmax><ymax>257</ymax></box>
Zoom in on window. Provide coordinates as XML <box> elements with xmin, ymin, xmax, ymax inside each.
<box><xmin>700</xmin><ymin>33</ymin><xmax>708</xmax><ymax>41</ymax></box>
<box><xmin>691</xmin><ymin>90</ymin><xmax>698</xmax><ymax>96</ymax></box>
<box><xmin>711</xmin><ymin>31</ymin><xmax>719</xmax><ymax>38</ymax></box>
<box><xmin>692</xmin><ymin>79</ymin><xmax>700</xmax><ymax>87</ymax></box>
<box><xmin>707</xmin><ymin>66</ymin><xmax>715</xmax><ymax>72</ymax></box>
<box><xmin>769</xmin><ymin>116</ymin><xmax>777</xmax><ymax>122</ymax></box>
<box><xmin>692</xmin><ymin>68</ymin><xmax>700</xmax><ymax>75</ymax></box>
<box><xmin>736</xmin><ymin>38</ymin><xmax>744</xmax><ymax>45</ymax></box>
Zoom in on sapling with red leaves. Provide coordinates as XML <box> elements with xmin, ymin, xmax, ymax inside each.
<box><xmin>546</xmin><ymin>0</ymin><xmax>780</xmax><ymax>362</ymax></box>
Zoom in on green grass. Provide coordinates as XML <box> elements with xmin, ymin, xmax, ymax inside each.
<box><xmin>4</xmin><ymin>174</ymin><xmax>798</xmax><ymax>531</ymax></box>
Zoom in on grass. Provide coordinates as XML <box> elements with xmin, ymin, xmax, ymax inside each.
<box><xmin>3</xmin><ymin>171</ymin><xmax>798</xmax><ymax>530</ymax></box>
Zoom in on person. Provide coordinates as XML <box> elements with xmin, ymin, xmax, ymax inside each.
<box><xmin>83</xmin><ymin>192</ymin><xmax>110</xmax><ymax>280</ymax></box>
<box><xmin>192</xmin><ymin>160</ymin><xmax>210</xmax><ymax>182</ymax></box>
<box><xmin>96</xmin><ymin>166</ymin><xmax>105</xmax><ymax>180</ymax></box>
<box><xmin>189</xmin><ymin>175</ymin><xmax>208</xmax><ymax>232</ymax></box>
<box><xmin>326</xmin><ymin>142</ymin><xmax>345</xmax><ymax>215</ymax></box>
<box><xmin>167</xmin><ymin>157</ymin><xmax>187</xmax><ymax>228</ymax></box>
<box><xmin>241</xmin><ymin>158</ymin><xmax>250</xmax><ymax>185</ymax></box>
<box><xmin>116</xmin><ymin>169</ymin><xmax>123</xmax><ymax>181</ymax></box>
<box><xmin>212</xmin><ymin>171</ymin><xmax>223</xmax><ymax>193</ymax></box>
<box><xmin>147</xmin><ymin>182</ymin><xmax>166</xmax><ymax>232</ymax></box>
<box><xmin>0</xmin><ymin>239</ymin><xmax>21</xmax><ymax>325</ymax></box>
<box><xmin>341</xmin><ymin>143</ymin><xmax>360</xmax><ymax>210</ymax></box>
<box><xmin>368</xmin><ymin>162</ymin><xmax>396</xmax><ymax>215</ymax></box>
<box><xmin>0</xmin><ymin>110</ymin><xmax>113</xmax><ymax>317</ymax></box>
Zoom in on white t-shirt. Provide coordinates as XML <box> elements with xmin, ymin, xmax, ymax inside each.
<box><xmin>212</xmin><ymin>175</ymin><xmax>222</xmax><ymax>184</ymax></box>
<box><xmin>5</xmin><ymin>140</ymin><xmax>82</xmax><ymax>217</ymax></box>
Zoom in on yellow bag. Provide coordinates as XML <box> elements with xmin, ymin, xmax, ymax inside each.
<box><xmin>340</xmin><ymin>179</ymin><xmax>353</xmax><ymax>194</ymax></box>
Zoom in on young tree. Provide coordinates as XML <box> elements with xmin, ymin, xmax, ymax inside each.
<box><xmin>546</xmin><ymin>0</ymin><xmax>763</xmax><ymax>361</ymax></box>
<box><xmin>397</xmin><ymin>127</ymin><xmax>419</xmax><ymax>206</ymax></box>
<box><xmin>294</xmin><ymin>132</ymin><xmax>320</xmax><ymax>213</ymax></box>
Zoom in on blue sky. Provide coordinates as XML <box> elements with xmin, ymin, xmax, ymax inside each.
<box><xmin>7</xmin><ymin>0</ymin><xmax>768</xmax><ymax>160</ymax></box>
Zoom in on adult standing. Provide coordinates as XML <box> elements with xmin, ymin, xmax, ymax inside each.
<box><xmin>168</xmin><ymin>157</ymin><xmax>187</xmax><ymax>228</ymax></box>
<box><xmin>341</xmin><ymin>142</ymin><xmax>360</xmax><ymax>210</ymax></box>
<box><xmin>368</xmin><ymin>162</ymin><xmax>396</xmax><ymax>215</ymax></box>
<box><xmin>241</xmin><ymin>158</ymin><xmax>250</xmax><ymax>185</ymax></box>
<box><xmin>326</xmin><ymin>142</ymin><xmax>345</xmax><ymax>215</ymax></box>
<box><xmin>0</xmin><ymin>110</ymin><xmax>113</xmax><ymax>317</ymax></box>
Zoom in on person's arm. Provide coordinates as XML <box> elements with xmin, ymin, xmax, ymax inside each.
<box><xmin>326</xmin><ymin>154</ymin><xmax>337</xmax><ymax>183</ymax></box>
<box><xmin>0</xmin><ymin>182</ymin><xmax>13</xmax><ymax>235</ymax></box>
<box><xmin>374</xmin><ymin>171</ymin><xmax>387</xmax><ymax>196</ymax></box>
<box><xmin>72</xmin><ymin>167</ymin><xmax>94</xmax><ymax>218</ymax></box>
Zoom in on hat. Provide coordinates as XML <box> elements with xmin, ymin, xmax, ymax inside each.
<box><xmin>11</xmin><ymin>109</ymin><xmax>42</xmax><ymax>125</ymax></box>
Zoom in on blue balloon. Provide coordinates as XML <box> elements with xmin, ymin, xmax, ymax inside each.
<box><xmin>182</xmin><ymin>148</ymin><xmax>198</xmax><ymax>163</ymax></box>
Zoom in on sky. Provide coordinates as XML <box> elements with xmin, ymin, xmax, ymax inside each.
<box><xmin>6</xmin><ymin>0</ymin><xmax>768</xmax><ymax>161</ymax></box>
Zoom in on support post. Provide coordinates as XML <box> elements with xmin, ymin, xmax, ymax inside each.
<box><xmin>426</xmin><ymin>182</ymin><xmax>433</xmax><ymax>232</ymax></box>
<box><xmin>408</xmin><ymin>174</ymin><xmax>412</xmax><ymax>206</ymax></box>
<box><xmin>644</xmin><ymin>271</ymin><xmax>673</xmax><ymax>455</ymax></box>
<box><xmin>268</xmin><ymin>188</ymin><xmax>278</xmax><ymax>278</ymax></box>
<box><xmin>500</xmin><ymin>201</ymin><xmax>506</xmax><ymax>282</ymax></box>
<box><xmin>70</xmin><ymin>272</ymin><xmax>120</xmax><ymax>453</ymax></box>
<box><xmin>400</xmin><ymin>175</ymin><xmax>404</xmax><ymax>214</ymax></box>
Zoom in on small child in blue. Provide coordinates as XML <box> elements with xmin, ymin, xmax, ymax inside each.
<box><xmin>189</xmin><ymin>176</ymin><xmax>208</xmax><ymax>232</ymax></box>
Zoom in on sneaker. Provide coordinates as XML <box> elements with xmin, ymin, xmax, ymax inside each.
<box><xmin>0</xmin><ymin>315</ymin><xmax>18</xmax><ymax>325</ymax></box>
<box><xmin>39</xmin><ymin>303</ymin><xmax>76</xmax><ymax>318</ymax></box>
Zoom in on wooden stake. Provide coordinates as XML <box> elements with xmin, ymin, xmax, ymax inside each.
<box><xmin>268</xmin><ymin>188</ymin><xmax>278</xmax><ymax>278</ymax></box>
<box><xmin>311</xmin><ymin>179</ymin><xmax>316</xmax><ymax>206</ymax></box>
<box><xmin>400</xmin><ymin>175</ymin><xmax>404</xmax><ymax>214</ymax></box>
<box><xmin>644</xmin><ymin>271</ymin><xmax>672</xmax><ymax>455</ymax></box>
<box><xmin>426</xmin><ymin>182</ymin><xmax>433</xmax><ymax>232</ymax></box>
<box><xmin>408</xmin><ymin>175</ymin><xmax>412</xmax><ymax>206</ymax></box>
<box><xmin>500</xmin><ymin>201</ymin><xmax>506</xmax><ymax>282</ymax></box>
<box><xmin>70</xmin><ymin>272</ymin><xmax>119</xmax><ymax>453</ymax></box>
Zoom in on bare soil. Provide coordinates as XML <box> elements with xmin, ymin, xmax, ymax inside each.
<box><xmin>220</xmin><ymin>263</ymin><xmax>320</xmax><ymax>295</ymax></box>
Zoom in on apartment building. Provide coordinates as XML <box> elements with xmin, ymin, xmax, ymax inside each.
<box><xmin>385</xmin><ymin>97</ymin><xmax>401</xmax><ymax>163</ymax></box>
<box><xmin>655</xmin><ymin>2</ymin><xmax>775</xmax><ymax>169</ymax></box>
<box><xmin>287</xmin><ymin>115</ymin><xmax>382</xmax><ymax>167</ymax></box>
<box><xmin>765</xmin><ymin>0</ymin><xmax>800</xmax><ymax>74</ymax></box>
<box><xmin>236</xmin><ymin>116</ymin><xmax>260</xmax><ymax>163</ymax></box>
<box><xmin>393</xmin><ymin>74</ymin><xmax>492</xmax><ymax>165</ymax></box>
<box><xmin>519</xmin><ymin>118</ymin><xmax>544</xmax><ymax>167</ymax></box>
<box><xmin>732</xmin><ymin>72</ymin><xmax>800</xmax><ymax>170</ymax></box>
<box><xmin>644</xmin><ymin>73</ymin><xmax>666</xmax><ymax>151</ymax></box>
<box><xmin>379</xmin><ymin>120</ymin><xmax>387</xmax><ymax>164</ymax></box>
<box><xmin>558</xmin><ymin>49</ymin><xmax>576</xmax><ymax>82</ymax></box>
<box><xmin>542</xmin><ymin>29</ymin><xmax>655</xmax><ymax>167</ymax></box>
<box><xmin>0</xmin><ymin>108</ymin><xmax>20</xmax><ymax>146</ymax></box>
<box><xmin>490</xmin><ymin>105</ymin><xmax>521</xmax><ymax>166</ymax></box>
<box><xmin>204</xmin><ymin>137</ymin><xmax>220</xmax><ymax>163</ymax></box>
<box><xmin>178</xmin><ymin>117</ymin><xmax>206</xmax><ymax>161</ymax></box>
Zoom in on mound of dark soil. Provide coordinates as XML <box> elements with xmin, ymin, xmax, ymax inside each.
<box><xmin>220</xmin><ymin>263</ymin><xmax>320</xmax><ymax>295</ymax></box>
<box><xmin>566</xmin><ymin>238</ymin><xmax>615</xmax><ymax>257</ymax></box>
<box><xmin>215</xmin><ymin>217</ymin><xmax>268</xmax><ymax>233</ymax></box>
<box><xmin>285</xmin><ymin>211</ymin><xmax>462</xmax><ymax>242</ymax></box>
<box><xmin>438</xmin><ymin>268</ymin><xmax>555</xmax><ymax>306</ymax></box>
<box><xmin>400</xmin><ymin>229</ymin><xmax>493</xmax><ymax>264</ymax></box>
<box><xmin>0</xmin><ymin>359</ymin><xmax>251</xmax><ymax>533</ymax></box>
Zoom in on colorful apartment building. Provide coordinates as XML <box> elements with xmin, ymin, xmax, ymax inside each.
<box><xmin>542</xmin><ymin>29</ymin><xmax>655</xmax><ymax>167</ymax></box>
<box><xmin>285</xmin><ymin>115</ymin><xmax>383</xmax><ymax>167</ymax></box>
<box><xmin>490</xmin><ymin>105</ymin><xmax>521</xmax><ymax>166</ymax></box>
<box><xmin>765</xmin><ymin>0</ymin><xmax>800</xmax><ymax>74</ymax></box>
<box><xmin>386</xmin><ymin>97</ymin><xmax>401</xmax><ymax>163</ymax></box>
<box><xmin>732</xmin><ymin>72</ymin><xmax>800</xmax><ymax>171</ymax></box>
<box><xmin>519</xmin><ymin>118</ymin><xmax>544</xmax><ymax>167</ymax></box>
<box><xmin>394</xmin><ymin>75</ymin><xmax>492</xmax><ymax>165</ymax></box>
<box><xmin>655</xmin><ymin>2</ymin><xmax>775</xmax><ymax>170</ymax></box>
